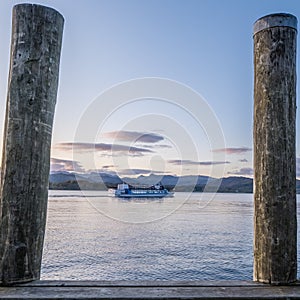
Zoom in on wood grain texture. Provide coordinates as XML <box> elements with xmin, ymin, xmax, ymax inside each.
<box><xmin>253</xmin><ymin>15</ymin><xmax>297</xmax><ymax>284</ymax></box>
<box><xmin>0</xmin><ymin>281</ymin><xmax>300</xmax><ymax>299</ymax></box>
<box><xmin>0</xmin><ymin>4</ymin><xmax>63</xmax><ymax>284</ymax></box>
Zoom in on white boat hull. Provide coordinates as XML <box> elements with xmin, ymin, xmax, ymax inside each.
<box><xmin>115</xmin><ymin>183</ymin><xmax>173</xmax><ymax>199</ymax></box>
<box><xmin>115</xmin><ymin>192</ymin><xmax>172</xmax><ymax>198</ymax></box>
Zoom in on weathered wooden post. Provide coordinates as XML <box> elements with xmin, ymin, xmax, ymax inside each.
<box><xmin>0</xmin><ymin>4</ymin><xmax>63</xmax><ymax>284</ymax></box>
<box><xmin>253</xmin><ymin>13</ymin><xmax>297</xmax><ymax>284</ymax></box>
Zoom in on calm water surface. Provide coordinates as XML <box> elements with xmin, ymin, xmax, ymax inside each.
<box><xmin>41</xmin><ymin>191</ymin><xmax>300</xmax><ymax>280</ymax></box>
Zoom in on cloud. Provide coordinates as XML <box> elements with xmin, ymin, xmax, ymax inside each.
<box><xmin>50</xmin><ymin>158</ymin><xmax>85</xmax><ymax>173</ymax></box>
<box><xmin>55</xmin><ymin>142</ymin><xmax>153</xmax><ymax>155</ymax></box>
<box><xmin>141</xmin><ymin>144</ymin><xmax>172</xmax><ymax>149</ymax></box>
<box><xmin>213</xmin><ymin>147</ymin><xmax>252</xmax><ymax>155</ymax></box>
<box><xmin>239</xmin><ymin>158</ymin><xmax>248</xmax><ymax>163</ymax></box>
<box><xmin>86</xmin><ymin>168</ymin><xmax>118</xmax><ymax>176</ymax></box>
<box><xmin>102</xmin><ymin>130</ymin><xmax>164</xmax><ymax>143</ymax></box>
<box><xmin>168</xmin><ymin>159</ymin><xmax>230</xmax><ymax>166</ymax></box>
<box><xmin>102</xmin><ymin>165</ymin><xmax>115</xmax><ymax>169</ymax></box>
<box><xmin>118</xmin><ymin>168</ymin><xmax>167</xmax><ymax>176</ymax></box>
<box><xmin>228</xmin><ymin>167</ymin><xmax>253</xmax><ymax>176</ymax></box>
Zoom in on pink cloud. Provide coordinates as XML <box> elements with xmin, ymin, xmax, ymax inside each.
<box><xmin>55</xmin><ymin>142</ymin><xmax>153</xmax><ymax>156</ymax></box>
<box><xmin>102</xmin><ymin>130</ymin><xmax>164</xmax><ymax>143</ymax></box>
<box><xmin>168</xmin><ymin>159</ymin><xmax>230</xmax><ymax>166</ymax></box>
<box><xmin>50</xmin><ymin>158</ymin><xmax>85</xmax><ymax>173</ymax></box>
<box><xmin>213</xmin><ymin>147</ymin><xmax>252</xmax><ymax>155</ymax></box>
<box><xmin>228</xmin><ymin>167</ymin><xmax>253</xmax><ymax>176</ymax></box>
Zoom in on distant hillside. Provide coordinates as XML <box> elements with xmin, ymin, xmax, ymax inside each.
<box><xmin>49</xmin><ymin>171</ymin><xmax>122</xmax><ymax>190</ymax></box>
<box><xmin>49</xmin><ymin>171</ymin><xmax>300</xmax><ymax>194</ymax></box>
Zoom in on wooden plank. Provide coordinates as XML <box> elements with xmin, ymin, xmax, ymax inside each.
<box><xmin>17</xmin><ymin>280</ymin><xmax>259</xmax><ymax>287</ymax></box>
<box><xmin>0</xmin><ymin>4</ymin><xmax>64</xmax><ymax>284</ymax></box>
<box><xmin>253</xmin><ymin>13</ymin><xmax>298</xmax><ymax>284</ymax></box>
<box><xmin>0</xmin><ymin>281</ymin><xmax>299</xmax><ymax>299</ymax></box>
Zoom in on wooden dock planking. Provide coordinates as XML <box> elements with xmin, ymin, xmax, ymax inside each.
<box><xmin>0</xmin><ymin>281</ymin><xmax>300</xmax><ymax>299</ymax></box>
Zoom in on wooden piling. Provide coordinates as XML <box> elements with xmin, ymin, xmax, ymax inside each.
<box><xmin>253</xmin><ymin>13</ymin><xmax>297</xmax><ymax>284</ymax></box>
<box><xmin>0</xmin><ymin>4</ymin><xmax>64</xmax><ymax>284</ymax></box>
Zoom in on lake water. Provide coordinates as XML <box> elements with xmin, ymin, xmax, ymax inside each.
<box><xmin>41</xmin><ymin>191</ymin><xmax>300</xmax><ymax>280</ymax></box>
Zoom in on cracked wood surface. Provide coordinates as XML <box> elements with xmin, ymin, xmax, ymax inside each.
<box><xmin>253</xmin><ymin>14</ymin><xmax>297</xmax><ymax>284</ymax></box>
<box><xmin>0</xmin><ymin>281</ymin><xmax>300</xmax><ymax>299</ymax></box>
<box><xmin>0</xmin><ymin>4</ymin><xmax>64</xmax><ymax>284</ymax></box>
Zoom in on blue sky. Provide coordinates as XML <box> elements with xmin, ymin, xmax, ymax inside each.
<box><xmin>0</xmin><ymin>0</ymin><xmax>299</xmax><ymax>178</ymax></box>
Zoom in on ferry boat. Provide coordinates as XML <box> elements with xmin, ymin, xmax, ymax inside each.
<box><xmin>115</xmin><ymin>183</ymin><xmax>173</xmax><ymax>198</ymax></box>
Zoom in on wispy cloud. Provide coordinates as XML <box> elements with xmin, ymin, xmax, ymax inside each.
<box><xmin>102</xmin><ymin>165</ymin><xmax>115</xmax><ymax>169</ymax></box>
<box><xmin>168</xmin><ymin>159</ymin><xmax>230</xmax><ymax>166</ymax></box>
<box><xmin>118</xmin><ymin>168</ymin><xmax>167</xmax><ymax>176</ymax></box>
<box><xmin>239</xmin><ymin>158</ymin><xmax>248</xmax><ymax>163</ymax></box>
<box><xmin>102</xmin><ymin>130</ymin><xmax>164</xmax><ymax>143</ymax></box>
<box><xmin>50</xmin><ymin>158</ymin><xmax>85</xmax><ymax>173</ymax></box>
<box><xmin>213</xmin><ymin>147</ymin><xmax>252</xmax><ymax>155</ymax></box>
<box><xmin>228</xmin><ymin>167</ymin><xmax>253</xmax><ymax>176</ymax></box>
<box><xmin>141</xmin><ymin>144</ymin><xmax>172</xmax><ymax>149</ymax></box>
<box><xmin>55</xmin><ymin>142</ymin><xmax>153</xmax><ymax>156</ymax></box>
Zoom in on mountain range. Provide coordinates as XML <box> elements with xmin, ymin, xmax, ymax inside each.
<box><xmin>49</xmin><ymin>171</ymin><xmax>300</xmax><ymax>194</ymax></box>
